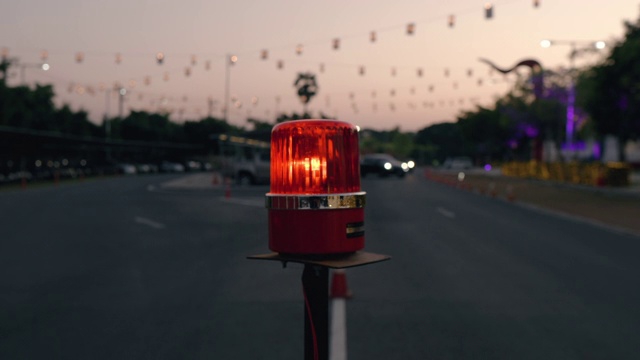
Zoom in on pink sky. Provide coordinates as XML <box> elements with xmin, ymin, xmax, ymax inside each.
<box><xmin>1</xmin><ymin>0</ymin><xmax>638</xmax><ymax>131</ymax></box>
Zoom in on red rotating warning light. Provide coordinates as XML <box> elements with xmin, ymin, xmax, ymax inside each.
<box><xmin>266</xmin><ymin>119</ymin><xmax>365</xmax><ymax>255</ymax></box>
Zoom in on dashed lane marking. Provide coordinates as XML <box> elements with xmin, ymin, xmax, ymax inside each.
<box><xmin>135</xmin><ymin>216</ymin><xmax>166</xmax><ymax>229</ymax></box>
<box><xmin>437</xmin><ymin>207</ymin><xmax>456</xmax><ymax>219</ymax></box>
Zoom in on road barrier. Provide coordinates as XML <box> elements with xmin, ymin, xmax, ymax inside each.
<box><xmin>501</xmin><ymin>161</ymin><xmax>631</xmax><ymax>187</ymax></box>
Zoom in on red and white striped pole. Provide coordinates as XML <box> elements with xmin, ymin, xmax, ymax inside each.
<box><xmin>330</xmin><ymin>269</ymin><xmax>351</xmax><ymax>360</ymax></box>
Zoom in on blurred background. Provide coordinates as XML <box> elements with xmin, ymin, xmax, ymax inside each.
<box><xmin>2</xmin><ymin>1</ymin><xmax>640</xmax><ymax>359</ymax></box>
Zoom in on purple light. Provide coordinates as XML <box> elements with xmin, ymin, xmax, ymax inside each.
<box><xmin>566</xmin><ymin>86</ymin><xmax>576</xmax><ymax>144</ymax></box>
<box><xmin>525</xmin><ymin>125</ymin><xmax>539</xmax><ymax>138</ymax></box>
<box><xmin>561</xmin><ymin>141</ymin><xmax>586</xmax><ymax>151</ymax></box>
<box><xmin>484</xmin><ymin>164</ymin><xmax>492</xmax><ymax>171</ymax></box>
<box><xmin>592</xmin><ymin>143</ymin><xmax>601</xmax><ymax>159</ymax></box>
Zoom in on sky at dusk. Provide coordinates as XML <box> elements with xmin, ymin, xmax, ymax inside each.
<box><xmin>1</xmin><ymin>0</ymin><xmax>639</xmax><ymax>132</ymax></box>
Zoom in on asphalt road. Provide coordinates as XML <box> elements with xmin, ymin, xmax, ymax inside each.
<box><xmin>1</xmin><ymin>173</ymin><xmax>639</xmax><ymax>359</ymax></box>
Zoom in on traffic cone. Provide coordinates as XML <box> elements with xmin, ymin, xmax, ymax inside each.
<box><xmin>224</xmin><ymin>177</ymin><xmax>231</xmax><ymax>198</ymax></box>
<box><xmin>331</xmin><ymin>269</ymin><xmax>352</xmax><ymax>299</ymax></box>
<box><xmin>488</xmin><ymin>182</ymin><xmax>497</xmax><ymax>198</ymax></box>
<box><xmin>506</xmin><ymin>184</ymin><xmax>516</xmax><ymax>202</ymax></box>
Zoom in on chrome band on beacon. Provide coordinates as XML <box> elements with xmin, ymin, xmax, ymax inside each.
<box><xmin>265</xmin><ymin>192</ymin><xmax>366</xmax><ymax>210</ymax></box>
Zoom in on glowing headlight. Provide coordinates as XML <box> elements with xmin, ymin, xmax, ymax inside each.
<box><xmin>384</xmin><ymin>162</ymin><xmax>392</xmax><ymax>170</ymax></box>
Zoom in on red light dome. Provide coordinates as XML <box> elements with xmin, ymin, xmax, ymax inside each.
<box><xmin>266</xmin><ymin>119</ymin><xmax>365</xmax><ymax>255</ymax></box>
<box><xmin>270</xmin><ymin>120</ymin><xmax>361</xmax><ymax>194</ymax></box>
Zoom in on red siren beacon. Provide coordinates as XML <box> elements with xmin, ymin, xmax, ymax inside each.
<box><xmin>267</xmin><ymin>119</ymin><xmax>365</xmax><ymax>255</ymax></box>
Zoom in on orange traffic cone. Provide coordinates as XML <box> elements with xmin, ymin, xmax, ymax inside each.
<box><xmin>331</xmin><ymin>269</ymin><xmax>352</xmax><ymax>299</ymax></box>
<box><xmin>224</xmin><ymin>177</ymin><xmax>231</xmax><ymax>198</ymax></box>
<box><xmin>488</xmin><ymin>182</ymin><xmax>497</xmax><ymax>198</ymax></box>
<box><xmin>506</xmin><ymin>184</ymin><xmax>516</xmax><ymax>202</ymax></box>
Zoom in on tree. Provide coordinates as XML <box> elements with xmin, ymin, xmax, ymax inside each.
<box><xmin>577</xmin><ymin>14</ymin><xmax>640</xmax><ymax>161</ymax></box>
<box><xmin>293</xmin><ymin>72</ymin><xmax>318</xmax><ymax>113</ymax></box>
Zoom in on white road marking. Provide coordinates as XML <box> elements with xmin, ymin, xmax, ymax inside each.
<box><xmin>220</xmin><ymin>197</ymin><xmax>265</xmax><ymax>207</ymax></box>
<box><xmin>437</xmin><ymin>207</ymin><xmax>456</xmax><ymax>219</ymax></box>
<box><xmin>135</xmin><ymin>216</ymin><xmax>166</xmax><ymax>229</ymax></box>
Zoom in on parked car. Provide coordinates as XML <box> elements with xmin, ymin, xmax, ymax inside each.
<box><xmin>360</xmin><ymin>153</ymin><xmax>409</xmax><ymax>178</ymax></box>
<box><xmin>160</xmin><ymin>161</ymin><xmax>185</xmax><ymax>173</ymax></box>
<box><xmin>116</xmin><ymin>163</ymin><xmax>137</xmax><ymax>175</ymax></box>
<box><xmin>443</xmin><ymin>156</ymin><xmax>473</xmax><ymax>170</ymax></box>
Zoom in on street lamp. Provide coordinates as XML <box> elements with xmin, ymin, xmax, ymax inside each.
<box><xmin>15</xmin><ymin>60</ymin><xmax>50</xmax><ymax>84</ymax></box>
<box><xmin>223</xmin><ymin>54</ymin><xmax>238</xmax><ymax>123</ymax></box>
<box><xmin>540</xmin><ymin>39</ymin><xmax>606</xmax><ymax>152</ymax></box>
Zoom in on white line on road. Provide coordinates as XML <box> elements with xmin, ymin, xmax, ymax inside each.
<box><xmin>135</xmin><ymin>216</ymin><xmax>166</xmax><ymax>229</ymax></box>
<box><xmin>220</xmin><ymin>197</ymin><xmax>264</xmax><ymax>207</ymax></box>
<box><xmin>437</xmin><ymin>207</ymin><xmax>456</xmax><ymax>219</ymax></box>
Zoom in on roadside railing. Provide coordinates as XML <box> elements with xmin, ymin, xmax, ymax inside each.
<box><xmin>501</xmin><ymin>161</ymin><xmax>631</xmax><ymax>187</ymax></box>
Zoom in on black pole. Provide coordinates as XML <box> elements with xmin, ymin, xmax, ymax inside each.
<box><xmin>302</xmin><ymin>264</ymin><xmax>329</xmax><ymax>360</ymax></box>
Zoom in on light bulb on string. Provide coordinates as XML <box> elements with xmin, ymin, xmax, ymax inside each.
<box><xmin>468</xmin><ymin>69</ymin><xmax>473</xmax><ymax>77</ymax></box>
<box><xmin>191</xmin><ymin>55</ymin><xmax>197</xmax><ymax>66</ymax></box>
<box><xmin>359</xmin><ymin>66</ymin><xmax>365</xmax><ymax>76</ymax></box>
<box><xmin>444</xmin><ymin>68</ymin><xmax>450</xmax><ymax>77</ymax></box>
<box><xmin>406</xmin><ymin>23</ymin><xmax>415</xmax><ymax>35</ymax></box>
<box><xmin>185</xmin><ymin>67</ymin><xmax>191</xmax><ymax>77</ymax></box>
<box><xmin>332</xmin><ymin>38</ymin><xmax>340</xmax><ymax>50</ymax></box>
<box><xmin>41</xmin><ymin>50</ymin><xmax>48</xmax><ymax>61</ymax></box>
<box><xmin>417</xmin><ymin>68</ymin><xmax>423</xmax><ymax>77</ymax></box>
<box><xmin>261</xmin><ymin>49</ymin><xmax>268</xmax><ymax>60</ymax></box>
<box><xmin>144</xmin><ymin>76</ymin><xmax>151</xmax><ymax>86</ymax></box>
<box><xmin>484</xmin><ymin>3</ymin><xmax>494</xmax><ymax>19</ymax></box>
<box><xmin>370</xmin><ymin>31</ymin><xmax>376</xmax><ymax>43</ymax></box>
<box><xmin>277</xmin><ymin>60</ymin><xmax>284</xmax><ymax>69</ymax></box>
<box><xmin>205</xmin><ymin>60</ymin><xmax>211</xmax><ymax>70</ymax></box>
<box><xmin>296</xmin><ymin>44</ymin><xmax>303</xmax><ymax>56</ymax></box>
<box><xmin>448</xmin><ymin>15</ymin><xmax>455</xmax><ymax>28</ymax></box>
<box><xmin>75</xmin><ymin>52</ymin><xmax>84</xmax><ymax>63</ymax></box>
<box><xmin>115</xmin><ymin>53</ymin><xmax>122</xmax><ymax>64</ymax></box>
<box><xmin>156</xmin><ymin>52</ymin><xmax>164</xmax><ymax>64</ymax></box>
<box><xmin>391</xmin><ymin>67</ymin><xmax>397</xmax><ymax>77</ymax></box>
<box><xmin>533</xmin><ymin>0</ymin><xmax>540</xmax><ymax>8</ymax></box>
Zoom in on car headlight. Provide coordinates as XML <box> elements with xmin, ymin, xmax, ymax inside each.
<box><xmin>384</xmin><ymin>162</ymin><xmax>392</xmax><ymax>170</ymax></box>
<box><xmin>407</xmin><ymin>160</ymin><xmax>415</xmax><ymax>169</ymax></box>
<box><xmin>401</xmin><ymin>162</ymin><xmax>408</xmax><ymax>170</ymax></box>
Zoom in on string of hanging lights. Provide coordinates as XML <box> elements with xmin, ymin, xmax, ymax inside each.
<box><xmin>2</xmin><ymin>0</ymin><xmax>535</xmax><ymax>121</ymax></box>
